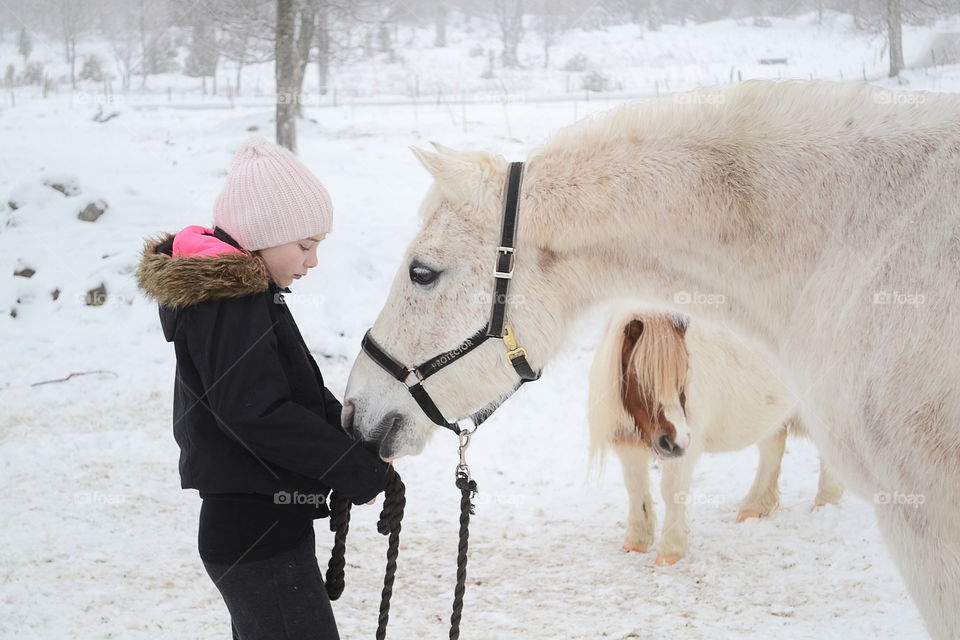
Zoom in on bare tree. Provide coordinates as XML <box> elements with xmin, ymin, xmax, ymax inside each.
<box><xmin>495</xmin><ymin>0</ymin><xmax>524</xmax><ymax>68</ymax></box>
<box><xmin>218</xmin><ymin>0</ymin><xmax>275</xmax><ymax>95</ymax></box>
<box><xmin>276</xmin><ymin>0</ymin><xmax>299</xmax><ymax>152</ymax></box>
<box><xmin>183</xmin><ymin>8</ymin><xmax>219</xmax><ymax>94</ymax></box>
<box><xmin>57</xmin><ymin>0</ymin><xmax>88</xmax><ymax>89</ymax></box>
<box><xmin>293</xmin><ymin>0</ymin><xmax>318</xmax><ymax>115</ymax></box>
<box><xmin>18</xmin><ymin>25</ymin><xmax>33</xmax><ymax>60</ymax></box>
<box><xmin>435</xmin><ymin>2</ymin><xmax>447</xmax><ymax>47</ymax></box>
<box><xmin>887</xmin><ymin>0</ymin><xmax>904</xmax><ymax>77</ymax></box>
<box><xmin>98</xmin><ymin>0</ymin><xmax>138</xmax><ymax>90</ymax></box>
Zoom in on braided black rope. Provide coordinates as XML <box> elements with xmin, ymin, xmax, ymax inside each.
<box><xmin>324</xmin><ymin>465</ymin><xmax>479</xmax><ymax>640</ymax></box>
<box><xmin>450</xmin><ymin>469</ymin><xmax>478</xmax><ymax>640</ymax></box>
<box><xmin>324</xmin><ymin>492</ymin><xmax>353</xmax><ymax>600</ymax></box>
<box><xmin>375</xmin><ymin>467</ymin><xmax>406</xmax><ymax>640</ymax></box>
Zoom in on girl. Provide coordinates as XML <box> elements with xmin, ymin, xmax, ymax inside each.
<box><xmin>136</xmin><ymin>137</ymin><xmax>389</xmax><ymax>639</ymax></box>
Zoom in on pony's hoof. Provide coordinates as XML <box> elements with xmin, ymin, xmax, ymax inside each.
<box><xmin>655</xmin><ymin>553</ymin><xmax>682</xmax><ymax>565</ymax></box>
<box><xmin>621</xmin><ymin>541</ymin><xmax>649</xmax><ymax>553</ymax></box>
<box><xmin>736</xmin><ymin>509</ymin><xmax>761</xmax><ymax>523</ymax></box>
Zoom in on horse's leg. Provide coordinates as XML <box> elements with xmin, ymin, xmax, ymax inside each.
<box><xmin>737</xmin><ymin>426</ymin><xmax>788</xmax><ymax>522</ymax></box>
<box><xmin>612</xmin><ymin>443</ymin><xmax>656</xmax><ymax>553</ymax></box>
<box><xmin>874</xmin><ymin>502</ymin><xmax>960</xmax><ymax>640</ymax></box>
<box><xmin>812</xmin><ymin>456</ymin><xmax>844</xmax><ymax>507</ymax></box>
<box><xmin>656</xmin><ymin>446</ymin><xmax>701</xmax><ymax>565</ymax></box>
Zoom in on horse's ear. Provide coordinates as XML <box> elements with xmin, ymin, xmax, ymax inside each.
<box><xmin>624</xmin><ymin>318</ymin><xmax>644</xmax><ymax>342</ymax></box>
<box><xmin>410</xmin><ymin>146</ymin><xmax>505</xmax><ymax>208</ymax></box>
<box><xmin>410</xmin><ymin>146</ymin><xmax>443</xmax><ymax>177</ymax></box>
<box><xmin>429</xmin><ymin>141</ymin><xmax>457</xmax><ymax>155</ymax></box>
<box><xmin>670</xmin><ymin>314</ymin><xmax>689</xmax><ymax>335</ymax></box>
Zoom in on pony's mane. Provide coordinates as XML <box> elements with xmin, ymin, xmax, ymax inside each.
<box><xmin>626</xmin><ymin>314</ymin><xmax>689</xmax><ymax>410</ymax></box>
<box><xmin>587</xmin><ymin>308</ymin><xmax>689</xmax><ymax>470</ymax></box>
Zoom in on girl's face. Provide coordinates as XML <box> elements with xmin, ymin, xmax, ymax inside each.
<box><xmin>256</xmin><ymin>234</ymin><xmax>326</xmax><ymax>288</ymax></box>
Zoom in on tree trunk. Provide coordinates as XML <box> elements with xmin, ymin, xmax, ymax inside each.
<box><xmin>235</xmin><ymin>32</ymin><xmax>247</xmax><ymax>95</ymax></box>
<box><xmin>68</xmin><ymin>37</ymin><xmax>76</xmax><ymax>88</ymax></box>
<box><xmin>498</xmin><ymin>0</ymin><xmax>524</xmax><ymax>68</ymax></box>
<box><xmin>435</xmin><ymin>3</ymin><xmax>447</xmax><ymax>47</ymax></box>
<box><xmin>276</xmin><ymin>0</ymin><xmax>298</xmax><ymax>153</ymax></box>
<box><xmin>139</xmin><ymin>0</ymin><xmax>148</xmax><ymax>89</ymax></box>
<box><xmin>887</xmin><ymin>0</ymin><xmax>904</xmax><ymax>78</ymax></box>
<box><xmin>293</xmin><ymin>0</ymin><xmax>317</xmax><ymax>118</ymax></box>
<box><xmin>316</xmin><ymin>2</ymin><xmax>330</xmax><ymax>96</ymax></box>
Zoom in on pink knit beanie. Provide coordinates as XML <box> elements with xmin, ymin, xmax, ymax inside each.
<box><xmin>213</xmin><ymin>137</ymin><xmax>333</xmax><ymax>251</ymax></box>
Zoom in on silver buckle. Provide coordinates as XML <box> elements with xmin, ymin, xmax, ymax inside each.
<box><xmin>494</xmin><ymin>246</ymin><xmax>515</xmax><ymax>279</ymax></box>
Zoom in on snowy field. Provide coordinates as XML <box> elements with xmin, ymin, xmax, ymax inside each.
<box><xmin>3</xmin><ymin>13</ymin><xmax>960</xmax><ymax>640</ymax></box>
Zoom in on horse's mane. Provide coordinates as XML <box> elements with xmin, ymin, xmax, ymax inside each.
<box><xmin>626</xmin><ymin>313</ymin><xmax>689</xmax><ymax>410</ymax></box>
<box><xmin>587</xmin><ymin>307</ymin><xmax>689</xmax><ymax>469</ymax></box>
<box><xmin>535</xmin><ymin>80</ymin><xmax>953</xmax><ymax>157</ymax></box>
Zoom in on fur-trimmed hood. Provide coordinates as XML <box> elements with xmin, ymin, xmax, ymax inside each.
<box><xmin>136</xmin><ymin>227</ymin><xmax>272</xmax><ymax>310</ymax></box>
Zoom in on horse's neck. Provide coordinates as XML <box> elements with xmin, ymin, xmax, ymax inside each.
<box><xmin>525</xmin><ymin>136</ymin><xmax>836</xmax><ymax>353</ymax></box>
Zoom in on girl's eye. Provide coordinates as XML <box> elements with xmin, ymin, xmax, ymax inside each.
<box><xmin>409</xmin><ymin>263</ymin><xmax>440</xmax><ymax>286</ymax></box>
<box><xmin>299</xmin><ymin>244</ymin><xmax>310</xmax><ymax>251</ymax></box>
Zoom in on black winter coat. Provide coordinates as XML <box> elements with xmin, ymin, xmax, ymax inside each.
<box><xmin>136</xmin><ymin>226</ymin><xmax>388</xmax><ymax>507</ymax></box>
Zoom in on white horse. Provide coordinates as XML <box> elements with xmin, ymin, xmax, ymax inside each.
<box><xmin>343</xmin><ymin>80</ymin><xmax>960</xmax><ymax>639</ymax></box>
<box><xmin>588</xmin><ymin>309</ymin><xmax>843</xmax><ymax>565</ymax></box>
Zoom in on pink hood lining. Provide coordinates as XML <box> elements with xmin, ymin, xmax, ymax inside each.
<box><xmin>172</xmin><ymin>225</ymin><xmax>245</xmax><ymax>258</ymax></box>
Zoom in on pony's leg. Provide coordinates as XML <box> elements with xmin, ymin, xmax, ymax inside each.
<box><xmin>656</xmin><ymin>447</ymin><xmax>700</xmax><ymax>565</ymax></box>
<box><xmin>874</xmin><ymin>502</ymin><xmax>960</xmax><ymax>640</ymax></box>
<box><xmin>737</xmin><ymin>426</ymin><xmax>788</xmax><ymax>522</ymax></box>
<box><xmin>612</xmin><ymin>443</ymin><xmax>656</xmax><ymax>553</ymax></box>
<box><xmin>812</xmin><ymin>457</ymin><xmax>844</xmax><ymax>506</ymax></box>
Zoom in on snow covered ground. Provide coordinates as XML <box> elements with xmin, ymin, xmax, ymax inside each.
<box><xmin>3</xmin><ymin>13</ymin><xmax>959</xmax><ymax>640</ymax></box>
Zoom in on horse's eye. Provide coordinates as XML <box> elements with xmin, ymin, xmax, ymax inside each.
<box><xmin>409</xmin><ymin>263</ymin><xmax>439</xmax><ymax>286</ymax></box>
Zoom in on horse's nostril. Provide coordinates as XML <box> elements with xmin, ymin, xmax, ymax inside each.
<box><xmin>657</xmin><ymin>433</ymin><xmax>685</xmax><ymax>457</ymax></box>
<box><xmin>658</xmin><ymin>434</ymin><xmax>675</xmax><ymax>453</ymax></box>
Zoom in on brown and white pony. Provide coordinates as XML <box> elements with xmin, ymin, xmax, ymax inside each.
<box><xmin>588</xmin><ymin>309</ymin><xmax>843</xmax><ymax>565</ymax></box>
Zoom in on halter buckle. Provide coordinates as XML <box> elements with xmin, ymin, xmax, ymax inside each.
<box><xmin>493</xmin><ymin>246</ymin><xmax>515</xmax><ymax>279</ymax></box>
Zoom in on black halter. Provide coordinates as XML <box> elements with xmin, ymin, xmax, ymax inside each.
<box><xmin>361</xmin><ymin>161</ymin><xmax>541</xmax><ymax>435</ymax></box>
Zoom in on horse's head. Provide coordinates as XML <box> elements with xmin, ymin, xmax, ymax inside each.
<box><xmin>619</xmin><ymin>316</ymin><xmax>693</xmax><ymax>457</ymax></box>
<box><xmin>342</xmin><ymin>144</ymin><xmax>565</xmax><ymax>460</ymax></box>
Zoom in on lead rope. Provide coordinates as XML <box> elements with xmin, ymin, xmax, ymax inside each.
<box><xmin>324</xmin><ymin>438</ymin><xmax>478</xmax><ymax>640</ymax></box>
<box><xmin>375</xmin><ymin>468</ymin><xmax>406</xmax><ymax>639</ymax></box>
<box><xmin>324</xmin><ymin>468</ymin><xmax>406</xmax><ymax>638</ymax></box>
<box><xmin>450</xmin><ymin>428</ymin><xmax>478</xmax><ymax>640</ymax></box>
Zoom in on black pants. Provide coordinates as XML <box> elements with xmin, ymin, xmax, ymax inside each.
<box><xmin>202</xmin><ymin>527</ymin><xmax>340</xmax><ymax>640</ymax></box>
